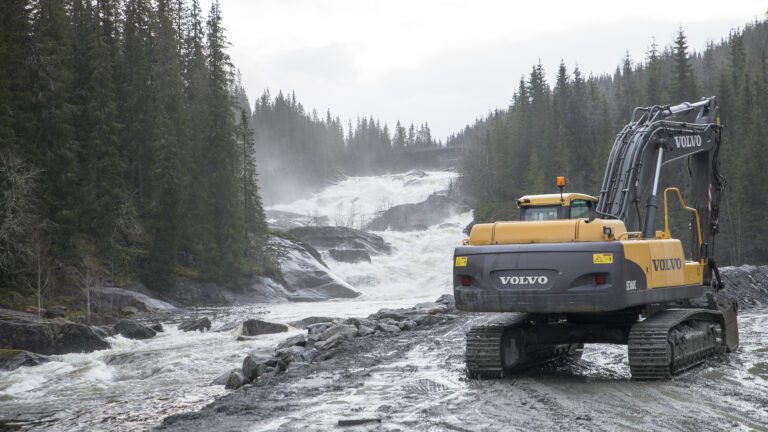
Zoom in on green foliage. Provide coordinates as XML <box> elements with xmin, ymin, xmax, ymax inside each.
<box><xmin>451</xmin><ymin>20</ymin><xmax>768</xmax><ymax>265</ymax></box>
<box><xmin>0</xmin><ymin>0</ymin><xmax>275</xmax><ymax>305</ymax></box>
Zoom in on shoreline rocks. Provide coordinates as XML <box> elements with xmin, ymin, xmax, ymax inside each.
<box><xmin>0</xmin><ymin>349</ymin><xmax>50</xmax><ymax>371</ymax></box>
<box><xmin>114</xmin><ymin>320</ymin><xmax>157</xmax><ymax>340</ymax></box>
<box><xmin>0</xmin><ymin>308</ymin><xmax>110</xmax><ymax>355</ymax></box>
<box><xmin>218</xmin><ymin>294</ymin><xmax>457</xmax><ymax>390</ymax></box>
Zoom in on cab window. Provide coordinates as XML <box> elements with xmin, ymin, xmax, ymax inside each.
<box><xmin>521</xmin><ymin>205</ymin><xmax>561</xmax><ymax>221</ymax></box>
<box><xmin>570</xmin><ymin>200</ymin><xmax>590</xmax><ymax>219</ymax></box>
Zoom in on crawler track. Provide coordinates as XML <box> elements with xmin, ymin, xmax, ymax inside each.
<box><xmin>465</xmin><ymin>314</ymin><xmax>576</xmax><ymax>378</ymax></box>
<box><xmin>628</xmin><ymin>309</ymin><xmax>724</xmax><ymax>380</ymax></box>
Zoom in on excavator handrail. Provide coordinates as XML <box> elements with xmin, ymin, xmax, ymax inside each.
<box><xmin>663</xmin><ymin>187</ymin><xmax>704</xmax><ymax>263</ymax></box>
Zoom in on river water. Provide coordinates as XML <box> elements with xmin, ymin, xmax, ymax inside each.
<box><xmin>0</xmin><ymin>170</ymin><xmax>471</xmax><ymax>431</ymax></box>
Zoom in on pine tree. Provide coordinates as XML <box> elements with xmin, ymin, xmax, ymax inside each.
<box><xmin>671</xmin><ymin>27</ymin><xmax>698</xmax><ymax>102</ymax></box>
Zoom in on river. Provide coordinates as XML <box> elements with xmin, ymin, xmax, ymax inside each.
<box><xmin>0</xmin><ymin>170</ymin><xmax>471</xmax><ymax>431</ymax></box>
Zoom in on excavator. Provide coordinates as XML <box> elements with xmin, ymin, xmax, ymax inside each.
<box><xmin>453</xmin><ymin>97</ymin><xmax>739</xmax><ymax>380</ymax></box>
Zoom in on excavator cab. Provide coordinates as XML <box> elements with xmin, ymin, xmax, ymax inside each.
<box><xmin>516</xmin><ymin>185</ymin><xmax>598</xmax><ymax>221</ymax></box>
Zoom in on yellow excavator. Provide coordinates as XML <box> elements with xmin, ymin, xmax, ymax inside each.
<box><xmin>453</xmin><ymin>97</ymin><xmax>738</xmax><ymax>379</ymax></box>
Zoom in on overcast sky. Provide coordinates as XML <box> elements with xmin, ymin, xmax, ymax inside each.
<box><xmin>203</xmin><ymin>0</ymin><xmax>767</xmax><ymax>140</ymax></box>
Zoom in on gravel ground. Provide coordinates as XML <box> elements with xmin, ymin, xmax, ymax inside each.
<box><xmin>158</xmin><ymin>305</ymin><xmax>768</xmax><ymax>432</ymax></box>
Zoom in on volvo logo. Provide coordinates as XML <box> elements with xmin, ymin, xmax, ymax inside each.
<box><xmin>652</xmin><ymin>258</ymin><xmax>682</xmax><ymax>271</ymax></box>
<box><xmin>674</xmin><ymin>135</ymin><xmax>702</xmax><ymax>149</ymax></box>
<box><xmin>499</xmin><ymin>276</ymin><xmax>548</xmax><ymax>285</ymax></box>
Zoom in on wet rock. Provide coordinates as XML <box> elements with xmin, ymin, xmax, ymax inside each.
<box><xmin>357</xmin><ymin>325</ymin><xmax>375</xmax><ymax>336</ymax></box>
<box><xmin>414</xmin><ymin>302</ymin><xmax>449</xmax><ymax>314</ymax></box>
<box><xmin>91</xmin><ymin>286</ymin><xmax>176</xmax><ymax>314</ymax></box>
<box><xmin>315</xmin><ymin>335</ymin><xmax>342</xmax><ymax>350</ymax></box>
<box><xmin>366</xmin><ymin>194</ymin><xmax>469</xmax><ymax>231</ymax></box>
<box><xmin>300</xmin><ymin>348</ymin><xmax>320</xmax><ymax>362</ymax></box>
<box><xmin>276</xmin><ymin>334</ymin><xmax>307</xmax><ymax>351</ymax></box>
<box><xmin>286</xmin><ymin>226</ymin><xmax>391</xmax><ymax>255</ymax></box>
<box><xmin>270</xmin><ymin>236</ymin><xmax>361</xmax><ymax>301</ymax></box>
<box><xmin>242</xmin><ymin>352</ymin><xmax>275</xmax><ymax>381</ymax></box>
<box><xmin>307</xmin><ymin>322</ymin><xmax>335</xmax><ymax>336</ymax></box>
<box><xmin>344</xmin><ymin>317</ymin><xmax>375</xmax><ymax>329</ymax></box>
<box><xmin>374</xmin><ymin>310</ymin><xmax>410</xmax><ymax>322</ymax></box>
<box><xmin>0</xmin><ymin>309</ymin><xmax>110</xmax><ymax>355</ymax></box>
<box><xmin>178</xmin><ymin>317</ymin><xmax>211</xmax><ymax>332</ymax></box>
<box><xmin>242</xmin><ymin>319</ymin><xmax>288</xmax><ymax>336</ymax></box>
<box><xmin>328</xmin><ymin>248</ymin><xmax>372</xmax><ymax>263</ymax></box>
<box><xmin>150</xmin><ymin>323</ymin><xmax>164</xmax><ymax>333</ymax></box>
<box><xmin>225</xmin><ymin>370</ymin><xmax>248</xmax><ymax>390</ymax></box>
<box><xmin>375</xmin><ymin>322</ymin><xmax>401</xmax><ymax>333</ymax></box>
<box><xmin>397</xmin><ymin>320</ymin><xmax>417</xmax><ymax>331</ymax></box>
<box><xmin>43</xmin><ymin>305</ymin><xmax>67</xmax><ymax>319</ymax></box>
<box><xmin>288</xmin><ymin>316</ymin><xmax>340</xmax><ymax>329</ymax></box>
<box><xmin>211</xmin><ymin>368</ymin><xmax>241</xmax><ymax>386</ymax></box>
<box><xmin>114</xmin><ymin>319</ymin><xmax>157</xmax><ymax>340</ymax></box>
<box><xmin>276</xmin><ymin>345</ymin><xmax>306</xmax><ymax>363</ymax></box>
<box><xmin>319</xmin><ymin>324</ymin><xmax>358</xmax><ymax>341</ymax></box>
<box><xmin>411</xmin><ymin>314</ymin><xmax>446</xmax><ymax>327</ymax></box>
<box><xmin>121</xmin><ymin>306</ymin><xmax>139</xmax><ymax>315</ymax></box>
<box><xmin>0</xmin><ymin>349</ymin><xmax>50</xmax><ymax>371</ymax></box>
<box><xmin>435</xmin><ymin>294</ymin><xmax>456</xmax><ymax>310</ymax></box>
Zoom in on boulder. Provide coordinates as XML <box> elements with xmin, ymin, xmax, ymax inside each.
<box><xmin>270</xmin><ymin>236</ymin><xmax>361</xmax><ymax>301</ymax></box>
<box><xmin>288</xmin><ymin>316</ymin><xmax>340</xmax><ymax>329</ymax></box>
<box><xmin>225</xmin><ymin>370</ymin><xmax>248</xmax><ymax>390</ymax></box>
<box><xmin>397</xmin><ymin>320</ymin><xmax>417</xmax><ymax>331</ymax></box>
<box><xmin>306</xmin><ymin>322</ymin><xmax>335</xmax><ymax>337</ymax></box>
<box><xmin>150</xmin><ymin>323</ymin><xmax>164</xmax><ymax>333</ymax></box>
<box><xmin>344</xmin><ymin>317</ymin><xmax>375</xmax><ymax>329</ymax></box>
<box><xmin>375</xmin><ymin>322</ymin><xmax>401</xmax><ymax>334</ymax></box>
<box><xmin>0</xmin><ymin>349</ymin><xmax>49</xmax><ymax>371</ymax></box>
<box><xmin>114</xmin><ymin>319</ymin><xmax>157</xmax><ymax>340</ymax></box>
<box><xmin>366</xmin><ymin>194</ymin><xmax>469</xmax><ymax>231</ymax></box>
<box><xmin>242</xmin><ymin>352</ymin><xmax>276</xmax><ymax>381</ymax></box>
<box><xmin>357</xmin><ymin>325</ymin><xmax>375</xmax><ymax>336</ymax></box>
<box><xmin>328</xmin><ymin>248</ymin><xmax>372</xmax><ymax>263</ymax></box>
<box><xmin>300</xmin><ymin>348</ymin><xmax>320</xmax><ymax>363</ymax></box>
<box><xmin>413</xmin><ymin>302</ymin><xmax>449</xmax><ymax>314</ymax></box>
<box><xmin>276</xmin><ymin>334</ymin><xmax>307</xmax><ymax>351</ymax></box>
<box><xmin>435</xmin><ymin>294</ymin><xmax>456</xmax><ymax>310</ymax></box>
<box><xmin>210</xmin><ymin>368</ymin><xmax>241</xmax><ymax>386</ymax></box>
<box><xmin>319</xmin><ymin>324</ymin><xmax>358</xmax><ymax>341</ymax></box>
<box><xmin>314</xmin><ymin>335</ymin><xmax>342</xmax><ymax>351</ymax></box>
<box><xmin>286</xmin><ymin>226</ymin><xmax>391</xmax><ymax>255</ymax></box>
<box><xmin>242</xmin><ymin>319</ymin><xmax>288</xmax><ymax>336</ymax></box>
<box><xmin>0</xmin><ymin>308</ymin><xmax>109</xmax><ymax>355</ymax></box>
<box><xmin>276</xmin><ymin>345</ymin><xmax>305</xmax><ymax>363</ymax></box>
<box><xmin>178</xmin><ymin>317</ymin><xmax>211</xmax><ymax>332</ymax></box>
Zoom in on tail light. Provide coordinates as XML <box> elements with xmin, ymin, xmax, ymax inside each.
<box><xmin>595</xmin><ymin>274</ymin><xmax>607</xmax><ymax>285</ymax></box>
<box><xmin>461</xmin><ymin>276</ymin><xmax>472</xmax><ymax>286</ymax></box>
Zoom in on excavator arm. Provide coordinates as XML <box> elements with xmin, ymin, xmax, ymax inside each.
<box><xmin>596</xmin><ymin>97</ymin><xmax>725</xmax><ymax>285</ymax></box>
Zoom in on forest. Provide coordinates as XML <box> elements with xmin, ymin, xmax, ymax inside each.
<box><xmin>450</xmin><ymin>17</ymin><xmax>768</xmax><ymax>266</ymax></box>
<box><xmin>0</xmin><ymin>0</ymin><xmax>276</xmax><ymax>308</ymax></box>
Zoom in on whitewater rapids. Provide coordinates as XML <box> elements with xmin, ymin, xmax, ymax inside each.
<box><xmin>0</xmin><ymin>170</ymin><xmax>471</xmax><ymax>431</ymax></box>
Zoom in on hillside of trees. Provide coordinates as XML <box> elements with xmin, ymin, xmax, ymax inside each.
<box><xmin>0</xmin><ymin>0</ymin><xmax>274</xmax><ymax>309</ymax></box>
<box><xmin>244</xmin><ymin>88</ymin><xmax>442</xmax><ymax>204</ymax></box>
<box><xmin>450</xmin><ymin>15</ymin><xmax>768</xmax><ymax>265</ymax></box>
